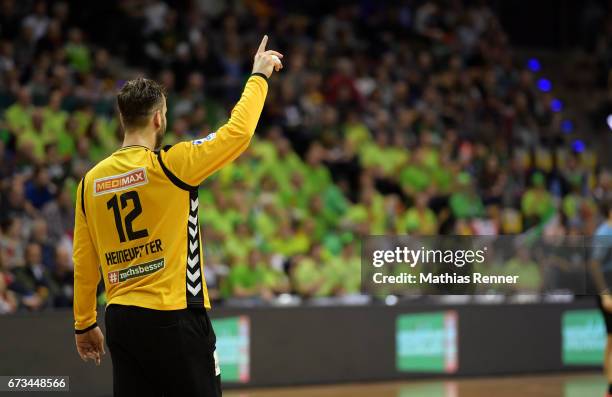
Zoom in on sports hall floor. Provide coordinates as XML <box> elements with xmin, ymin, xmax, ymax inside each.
<box><xmin>225</xmin><ymin>373</ymin><xmax>603</xmax><ymax>397</ymax></box>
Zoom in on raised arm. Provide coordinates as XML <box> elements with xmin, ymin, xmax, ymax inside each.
<box><xmin>158</xmin><ymin>35</ymin><xmax>283</xmax><ymax>187</ymax></box>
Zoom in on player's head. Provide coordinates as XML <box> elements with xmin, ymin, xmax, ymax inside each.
<box><xmin>117</xmin><ymin>78</ymin><xmax>167</xmax><ymax>149</ymax></box>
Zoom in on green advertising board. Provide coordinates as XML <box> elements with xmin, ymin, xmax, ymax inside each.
<box><xmin>398</xmin><ymin>381</ymin><xmax>457</xmax><ymax>397</ymax></box>
<box><xmin>396</xmin><ymin>311</ymin><xmax>458</xmax><ymax>373</ymax></box>
<box><xmin>564</xmin><ymin>376</ymin><xmax>606</xmax><ymax>397</ymax></box>
<box><xmin>562</xmin><ymin>309</ymin><xmax>604</xmax><ymax>366</ymax></box>
<box><xmin>212</xmin><ymin>316</ymin><xmax>250</xmax><ymax>382</ymax></box>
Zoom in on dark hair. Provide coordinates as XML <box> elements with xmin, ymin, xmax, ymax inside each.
<box><xmin>0</xmin><ymin>218</ymin><xmax>15</xmax><ymax>233</ymax></box>
<box><xmin>117</xmin><ymin>78</ymin><xmax>166</xmax><ymax>129</ymax></box>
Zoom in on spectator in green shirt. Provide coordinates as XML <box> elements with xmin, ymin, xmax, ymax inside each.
<box><xmin>316</xmin><ymin>248</ymin><xmax>345</xmax><ymax>297</ymax></box>
<box><xmin>521</xmin><ymin>172</ymin><xmax>555</xmax><ymax>227</ymax></box>
<box><xmin>359</xmin><ymin>132</ymin><xmax>407</xmax><ymax>176</ymax></box>
<box><xmin>502</xmin><ymin>248</ymin><xmax>542</xmax><ymax>293</ymax></box>
<box><xmin>344</xmin><ymin>186</ymin><xmax>386</xmax><ymax>234</ymax></box>
<box><xmin>336</xmin><ymin>243</ymin><xmax>361</xmax><ymax>295</ymax></box>
<box><xmin>17</xmin><ymin>108</ymin><xmax>48</xmax><ymax>162</ymax></box>
<box><xmin>277</xmin><ymin>172</ymin><xmax>311</xmax><ymax>215</ymax></box>
<box><xmin>42</xmin><ymin>91</ymin><xmax>68</xmax><ymax>137</ymax></box>
<box><xmin>227</xmin><ymin>253</ymin><xmax>263</xmax><ymax>299</ymax></box>
<box><xmin>255</xmin><ymin>251</ymin><xmax>290</xmax><ymax>300</ymax></box>
<box><xmin>5</xmin><ymin>87</ymin><xmax>33</xmax><ymax>133</ymax></box>
<box><xmin>397</xmin><ymin>193</ymin><xmax>438</xmax><ymax>235</ymax></box>
<box><xmin>268</xmin><ymin>218</ymin><xmax>310</xmax><ymax>257</ymax></box>
<box><xmin>400</xmin><ymin>152</ymin><xmax>431</xmax><ymax>195</ymax></box>
<box><xmin>303</xmin><ymin>142</ymin><xmax>332</xmax><ymax>195</ymax></box>
<box><xmin>251</xmin><ymin>202</ymin><xmax>281</xmax><ymax>239</ymax></box>
<box><xmin>431</xmin><ymin>162</ymin><xmax>454</xmax><ymax>194</ymax></box>
<box><xmin>64</xmin><ymin>28</ymin><xmax>91</xmax><ymax>73</ymax></box>
<box><xmin>201</xmin><ymin>189</ymin><xmax>243</xmax><ymax>236</ymax></box>
<box><xmin>224</xmin><ymin>223</ymin><xmax>256</xmax><ymax>263</ymax></box>
<box><xmin>56</xmin><ymin>115</ymin><xmax>80</xmax><ymax>157</ymax></box>
<box><xmin>562</xmin><ymin>181</ymin><xmax>597</xmax><ymax>222</ymax></box>
<box><xmin>344</xmin><ymin>111</ymin><xmax>371</xmax><ymax>148</ymax></box>
<box><xmin>449</xmin><ymin>172</ymin><xmax>485</xmax><ymax>219</ymax></box>
<box><xmin>291</xmin><ymin>245</ymin><xmax>325</xmax><ymax>297</ymax></box>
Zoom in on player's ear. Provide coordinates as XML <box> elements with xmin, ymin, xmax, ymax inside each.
<box><xmin>118</xmin><ymin>113</ymin><xmax>126</xmax><ymax>131</ymax></box>
<box><xmin>153</xmin><ymin>110</ymin><xmax>161</xmax><ymax>129</ymax></box>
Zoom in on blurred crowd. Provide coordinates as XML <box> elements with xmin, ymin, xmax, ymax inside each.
<box><xmin>0</xmin><ymin>0</ymin><xmax>611</xmax><ymax>313</ymax></box>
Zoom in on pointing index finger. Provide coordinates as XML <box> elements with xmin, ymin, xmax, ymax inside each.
<box><xmin>257</xmin><ymin>35</ymin><xmax>268</xmax><ymax>54</ymax></box>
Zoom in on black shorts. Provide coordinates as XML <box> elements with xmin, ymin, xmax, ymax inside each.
<box><xmin>105</xmin><ymin>304</ymin><xmax>221</xmax><ymax>397</ymax></box>
<box><xmin>596</xmin><ymin>296</ymin><xmax>612</xmax><ymax>334</ymax></box>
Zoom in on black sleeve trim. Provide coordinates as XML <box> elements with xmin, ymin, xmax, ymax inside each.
<box><xmin>75</xmin><ymin>322</ymin><xmax>97</xmax><ymax>334</ymax></box>
<box><xmin>80</xmin><ymin>175</ymin><xmax>87</xmax><ymax>218</ymax></box>
<box><xmin>156</xmin><ymin>145</ymin><xmax>198</xmax><ymax>191</ymax></box>
<box><xmin>251</xmin><ymin>72</ymin><xmax>268</xmax><ymax>82</ymax></box>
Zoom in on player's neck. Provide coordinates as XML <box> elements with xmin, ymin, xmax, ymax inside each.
<box><xmin>122</xmin><ymin>131</ymin><xmax>156</xmax><ymax>150</ymax></box>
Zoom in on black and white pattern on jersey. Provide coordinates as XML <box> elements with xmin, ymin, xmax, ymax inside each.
<box><xmin>186</xmin><ymin>190</ymin><xmax>204</xmax><ymax>306</ymax></box>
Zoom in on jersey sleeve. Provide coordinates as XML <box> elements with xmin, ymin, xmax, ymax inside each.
<box><xmin>159</xmin><ymin>74</ymin><xmax>268</xmax><ymax>187</ymax></box>
<box><xmin>73</xmin><ymin>178</ymin><xmax>101</xmax><ymax>332</ymax></box>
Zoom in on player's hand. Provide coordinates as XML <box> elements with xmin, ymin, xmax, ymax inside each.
<box><xmin>252</xmin><ymin>35</ymin><xmax>283</xmax><ymax>78</ymax></box>
<box><xmin>602</xmin><ymin>294</ymin><xmax>612</xmax><ymax>313</ymax></box>
<box><xmin>75</xmin><ymin>326</ymin><xmax>106</xmax><ymax>366</ymax></box>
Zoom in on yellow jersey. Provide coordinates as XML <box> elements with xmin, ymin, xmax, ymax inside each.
<box><xmin>73</xmin><ymin>74</ymin><xmax>268</xmax><ymax>332</ymax></box>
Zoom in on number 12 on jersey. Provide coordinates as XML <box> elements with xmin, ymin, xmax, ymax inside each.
<box><xmin>106</xmin><ymin>191</ymin><xmax>149</xmax><ymax>243</ymax></box>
